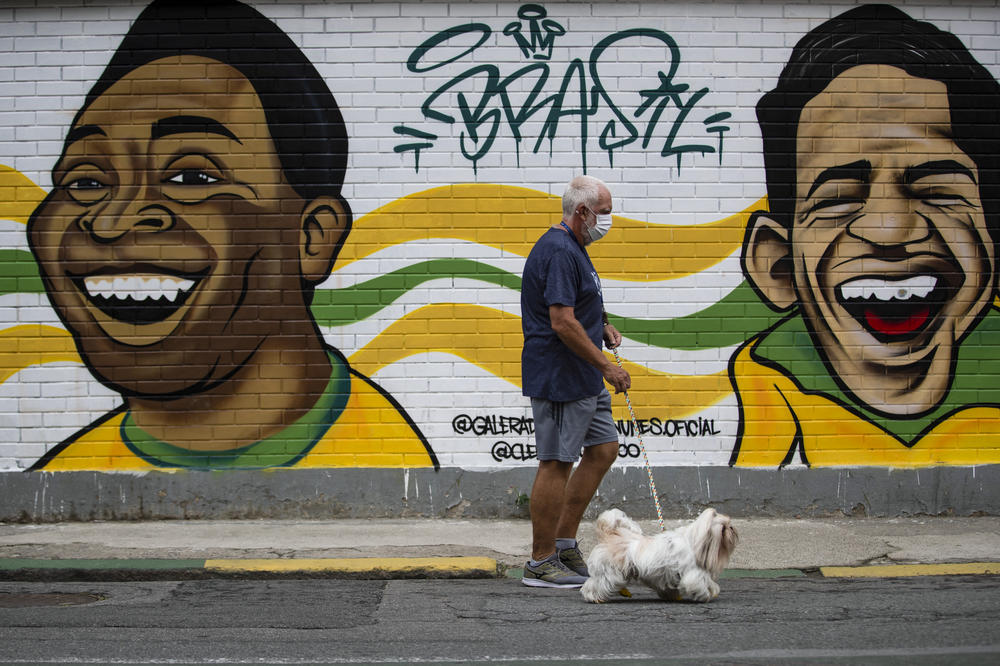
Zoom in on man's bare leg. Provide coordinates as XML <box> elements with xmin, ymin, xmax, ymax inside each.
<box><xmin>529</xmin><ymin>459</ymin><xmax>573</xmax><ymax>561</ymax></box>
<box><xmin>555</xmin><ymin>441</ymin><xmax>618</xmax><ymax>539</ymax></box>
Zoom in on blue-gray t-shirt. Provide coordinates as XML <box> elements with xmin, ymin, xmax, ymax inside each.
<box><xmin>521</xmin><ymin>224</ymin><xmax>605</xmax><ymax>401</ymax></box>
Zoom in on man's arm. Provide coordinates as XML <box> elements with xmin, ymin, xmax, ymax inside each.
<box><xmin>549</xmin><ymin>304</ymin><xmax>631</xmax><ymax>393</ymax></box>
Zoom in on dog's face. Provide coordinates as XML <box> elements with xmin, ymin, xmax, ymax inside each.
<box><xmin>690</xmin><ymin>508</ymin><xmax>738</xmax><ymax>576</ymax></box>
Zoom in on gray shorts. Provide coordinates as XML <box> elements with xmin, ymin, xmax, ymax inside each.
<box><xmin>531</xmin><ymin>389</ymin><xmax>619</xmax><ymax>462</ymax></box>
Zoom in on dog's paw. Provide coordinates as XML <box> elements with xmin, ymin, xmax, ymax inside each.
<box><xmin>688</xmin><ymin>587</ymin><xmax>717</xmax><ymax>603</ymax></box>
<box><xmin>654</xmin><ymin>587</ymin><xmax>682</xmax><ymax>602</ymax></box>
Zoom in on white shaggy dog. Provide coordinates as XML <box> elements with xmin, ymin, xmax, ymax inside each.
<box><xmin>581</xmin><ymin>508</ymin><xmax>738</xmax><ymax>603</ymax></box>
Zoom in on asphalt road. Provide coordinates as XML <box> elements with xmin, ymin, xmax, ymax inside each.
<box><xmin>1</xmin><ymin>574</ymin><xmax>999</xmax><ymax>664</ymax></box>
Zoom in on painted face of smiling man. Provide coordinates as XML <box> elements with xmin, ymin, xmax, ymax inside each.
<box><xmin>744</xmin><ymin>64</ymin><xmax>997</xmax><ymax>417</ymax></box>
<box><xmin>28</xmin><ymin>55</ymin><xmax>347</xmax><ymax>402</ymax></box>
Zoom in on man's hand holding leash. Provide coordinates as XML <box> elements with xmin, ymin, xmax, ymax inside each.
<box><xmin>601</xmin><ymin>323</ymin><xmax>630</xmax><ymax>394</ymax></box>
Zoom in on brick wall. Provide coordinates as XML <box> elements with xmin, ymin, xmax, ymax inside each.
<box><xmin>1</xmin><ymin>1</ymin><xmax>999</xmax><ymax>486</ymax></box>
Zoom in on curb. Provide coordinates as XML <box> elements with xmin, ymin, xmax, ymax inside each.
<box><xmin>500</xmin><ymin>567</ymin><xmax>808</xmax><ymax>580</ymax></box>
<box><xmin>819</xmin><ymin>563</ymin><xmax>1000</xmax><ymax>578</ymax></box>
<box><xmin>500</xmin><ymin>565</ymin><xmax>1000</xmax><ymax>581</ymax></box>
<box><xmin>2</xmin><ymin>558</ymin><xmax>998</xmax><ymax>582</ymax></box>
<box><xmin>0</xmin><ymin>556</ymin><xmax>500</xmax><ymax>582</ymax></box>
<box><xmin>206</xmin><ymin>556</ymin><xmax>499</xmax><ymax>578</ymax></box>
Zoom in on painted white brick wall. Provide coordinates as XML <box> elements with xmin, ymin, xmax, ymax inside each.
<box><xmin>0</xmin><ymin>1</ymin><xmax>998</xmax><ymax>471</ymax></box>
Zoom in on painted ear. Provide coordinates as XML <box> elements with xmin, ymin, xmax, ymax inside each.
<box><xmin>299</xmin><ymin>196</ymin><xmax>352</xmax><ymax>285</ymax></box>
<box><xmin>742</xmin><ymin>211</ymin><xmax>796</xmax><ymax>311</ymax></box>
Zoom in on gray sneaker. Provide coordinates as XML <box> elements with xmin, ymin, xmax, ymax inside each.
<box><xmin>522</xmin><ymin>556</ymin><xmax>588</xmax><ymax>588</ymax></box>
<box><xmin>558</xmin><ymin>545</ymin><xmax>589</xmax><ymax>577</ymax></box>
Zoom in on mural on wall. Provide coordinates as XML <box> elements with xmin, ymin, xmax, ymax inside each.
<box><xmin>1</xmin><ymin>1</ymin><xmax>999</xmax><ymax>473</ymax></box>
<box><xmin>731</xmin><ymin>4</ymin><xmax>1000</xmax><ymax>468</ymax></box>
<box><xmin>19</xmin><ymin>0</ymin><xmax>437</xmax><ymax>471</ymax></box>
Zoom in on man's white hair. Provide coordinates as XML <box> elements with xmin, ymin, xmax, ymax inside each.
<box><xmin>562</xmin><ymin>175</ymin><xmax>607</xmax><ymax>219</ymax></box>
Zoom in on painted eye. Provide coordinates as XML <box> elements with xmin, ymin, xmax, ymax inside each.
<box><xmin>922</xmin><ymin>194</ymin><xmax>971</xmax><ymax>208</ymax></box>
<box><xmin>165</xmin><ymin>169</ymin><xmax>221</xmax><ymax>186</ymax></box>
<box><xmin>67</xmin><ymin>177</ymin><xmax>105</xmax><ymax>190</ymax></box>
<box><xmin>64</xmin><ymin>177</ymin><xmax>109</xmax><ymax>204</ymax></box>
<box><xmin>808</xmin><ymin>198</ymin><xmax>864</xmax><ymax>219</ymax></box>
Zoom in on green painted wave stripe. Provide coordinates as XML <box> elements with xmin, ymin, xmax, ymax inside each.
<box><xmin>309</xmin><ymin>258</ymin><xmax>523</xmax><ymax>326</ymax></box>
<box><xmin>311</xmin><ymin>259</ymin><xmax>780</xmax><ymax>349</ymax></box>
<box><xmin>607</xmin><ymin>282</ymin><xmax>779</xmax><ymax>351</ymax></box>
<box><xmin>0</xmin><ymin>249</ymin><xmax>44</xmax><ymax>294</ymax></box>
<box><xmin>0</xmin><ymin>252</ymin><xmax>779</xmax><ymax>351</ymax></box>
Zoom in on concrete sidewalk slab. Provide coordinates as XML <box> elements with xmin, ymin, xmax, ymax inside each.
<box><xmin>0</xmin><ymin>515</ymin><xmax>997</xmax><ymax>580</ymax></box>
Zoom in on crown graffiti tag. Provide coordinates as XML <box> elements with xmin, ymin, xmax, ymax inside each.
<box><xmin>503</xmin><ymin>4</ymin><xmax>566</xmax><ymax>61</ymax></box>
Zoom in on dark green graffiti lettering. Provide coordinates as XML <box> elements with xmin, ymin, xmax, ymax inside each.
<box><xmin>396</xmin><ymin>5</ymin><xmax>731</xmax><ymax>174</ymax></box>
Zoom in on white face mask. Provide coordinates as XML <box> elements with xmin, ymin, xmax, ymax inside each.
<box><xmin>584</xmin><ymin>207</ymin><xmax>612</xmax><ymax>244</ymax></box>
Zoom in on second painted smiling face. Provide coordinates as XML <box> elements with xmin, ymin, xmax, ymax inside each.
<box><xmin>791</xmin><ymin>65</ymin><xmax>996</xmax><ymax>415</ymax></box>
<box><xmin>28</xmin><ymin>55</ymin><xmax>315</xmax><ymax>396</ymax></box>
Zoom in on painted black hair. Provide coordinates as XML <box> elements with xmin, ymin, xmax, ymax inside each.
<box><xmin>76</xmin><ymin>0</ymin><xmax>351</xmax><ymax>206</ymax></box>
<box><xmin>757</xmin><ymin>4</ymin><xmax>1000</xmax><ymax>240</ymax></box>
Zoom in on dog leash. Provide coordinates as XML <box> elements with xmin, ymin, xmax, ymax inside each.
<box><xmin>612</xmin><ymin>346</ymin><xmax>666</xmax><ymax>533</ymax></box>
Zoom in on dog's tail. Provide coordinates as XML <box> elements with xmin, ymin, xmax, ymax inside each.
<box><xmin>595</xmin><ymin>508</ymin><xmax>644</xmax><ymax>539</ymax></box>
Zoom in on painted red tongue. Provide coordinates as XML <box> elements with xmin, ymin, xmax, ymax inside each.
<box><xmin>864</xmin><ymin>306</ymin><xmax>931</xmax><ymax>336</ymax></box>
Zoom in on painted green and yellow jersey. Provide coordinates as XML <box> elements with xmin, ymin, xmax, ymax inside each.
<box><xmin>730</xmin><ymin>308</ymin><xmax>1000</xmax><ymax>467</ymax></box>
<box><xmin>30</xmin><ymin>352</ymin><xmax>436</xmax><ymax>471</ymax></box>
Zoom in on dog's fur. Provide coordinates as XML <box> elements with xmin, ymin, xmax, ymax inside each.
<box><xmin>581</xmin><ymin>508</ymin><xmax>738</xmax><ymax>603</ymax></box>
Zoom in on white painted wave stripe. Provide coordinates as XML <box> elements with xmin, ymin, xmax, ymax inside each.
<box><xmin>0</xmin><ymin>281</ymin><xmax>734</xmax><ymax>376</ymax></box>
<box><xmin>2</xmin><ymin>224</ymin><xmax>745</xmax><ymax>322</ymax></box>
<box><xmin>0</xmin><ymin>285</ymin><xmax>733</xmax><ymax>375</ymax></box>
<box><xmin>321</xmin><ymin>240</ymin><xmax>746</xmax><ymax>321</ymax></box>
<box><xmin>320</xmin><ymin>279</ymin><xmax>733</xmax><ymax>374</ymax></box>
<box><xmin>0</xmin><ymin>218</ymin><xmax>33</xmax><ymax>252</ymax></box>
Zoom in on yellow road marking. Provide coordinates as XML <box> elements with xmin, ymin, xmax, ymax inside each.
<box><xmin>204</xmin><ymin>556</ymin><xmax>497</xmax><ymax>575</ymax></box>
<box><xmin>821</xmin><ymin>562</ymin><xmax>1000</xmax><ymax>578</ymax></box>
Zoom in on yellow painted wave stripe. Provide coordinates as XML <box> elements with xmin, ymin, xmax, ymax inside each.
<box><xmin>821</xmin><ymin>562</ymin><xmax>1000</xmax><ymax>578</ymax></box>
<box><xmin>0</xmin><ymin>324</ymin><xmax>80</xmax><ymax>384</ymax></box>
<box><xmin>1</xmin><ymin>310</ymin><xmax>736</xmax><ymax>422</ymax></box>
<box><xmin>204</xmin><ymin>556</ymin><xmax>498</xmax><ymax>575</ymax></box>
<box><xmin>347</xmin><ymin>303</ymin><xmax>734</xmax><ymax>419</ymax></box>
<box><xmin>341</xmin><ymin>183</ymin><xmax>758</xmax><ymax>281</ymax></box>
<box><xmin>0</xmin><ymin>164</ymin><xmax>46</xmax><ymax>224</ymax></box>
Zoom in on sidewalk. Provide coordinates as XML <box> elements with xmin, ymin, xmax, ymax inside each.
<box><xmin>1</xmin><ymin>515</ymin><xmax>999</xmax><ymax>581</ymax></box>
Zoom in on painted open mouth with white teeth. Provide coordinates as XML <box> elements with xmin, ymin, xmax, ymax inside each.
<box><xmin>837</xmin><ymin>275</ymin><xmax>947</xmax><ymax>343</ymax></box>
<box><xmin>73</xmin><ymin>272</ymin><xmax>202</xmax><ymax>325</ymax></box>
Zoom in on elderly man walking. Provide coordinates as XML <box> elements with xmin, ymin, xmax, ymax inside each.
<box><xmin>520</xmin><ymin>175</ymin><xmax>631</xmax><ymax>588</ymax></box>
